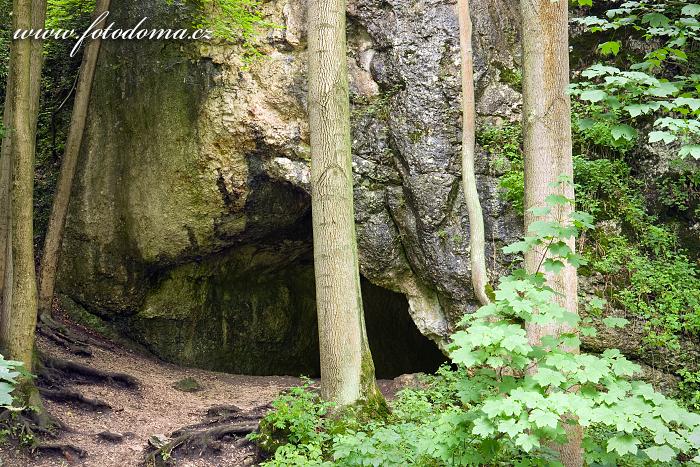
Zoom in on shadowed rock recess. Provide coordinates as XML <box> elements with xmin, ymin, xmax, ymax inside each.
<box><xmin>57</xmin><ymin>0</ymin><xmax>522</xmax><ymax>376</ymax></box>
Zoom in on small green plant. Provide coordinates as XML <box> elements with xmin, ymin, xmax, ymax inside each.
<box><xmin>657</xmin><ymin>164</ymin><xmax>700</xmax><ymax>216</ymax></box>
<box><xmin>249</xmin><ymin>378</ymin><xmax>333</xmax><ymax>456</ymax></box>
<box><xmin>679</xmin><ymin>369</ymin><xmax>700</xmax><ymax>412</ymax></box>
<box><xmin>0</xmin><ymin>356</ymin><xmax>27</xmax><ymax>446</ymax></box>
<box><xmin>172</xmin><ymin>377</ymin><xmax>202</xmax><ymax>392</ymax></box>
<box><xmin>477</xmin><ymin>124</ymin><xmax>525</xmax><ymax>214</ymax></box>
<box><xmin>0</xmin><ymin>354</ymin><xmax>22</xmax><ymax>409</ymax></box>
<box><xmin>498</xmin><ymin>66</ymin><xmax>522</xmax><ymax>90</ymax></box>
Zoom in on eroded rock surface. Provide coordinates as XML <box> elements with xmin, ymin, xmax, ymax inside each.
<box><xmin>59</xmin><ymin>0</ymin><xmax>522</xmax><ymax>374</ymax></box>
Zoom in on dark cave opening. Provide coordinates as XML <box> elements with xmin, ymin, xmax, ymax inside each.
<box><xmin>68</xmin><ymin>263</ymin><xmax>448</xmax><ymax>380</ymax></box>
<box><xmin>361</xmin><ymin>277</ymin><xmax>447</xmax><ymax>379</ymax></box>
<box><xmin>72</xmin><ymin>173</ymin><xmax>448</xmax><ymax>379</ymax></box>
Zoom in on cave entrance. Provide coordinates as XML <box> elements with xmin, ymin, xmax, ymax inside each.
<box><xmin>360</xmin><ymin>277</ymin><xmax>447</xmax><ymax>379</ymax></box>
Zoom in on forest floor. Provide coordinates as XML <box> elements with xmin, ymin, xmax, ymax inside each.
<box><xmin>0</xmin><ymin>315</ymin><xmax>406</xmax><ymax>467</ymax></box>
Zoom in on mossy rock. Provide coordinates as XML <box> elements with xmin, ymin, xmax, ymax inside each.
<box><xmin>173</xmin><ymin>377</ymin><xmax>202</xmax><ymax>393</ymax></box>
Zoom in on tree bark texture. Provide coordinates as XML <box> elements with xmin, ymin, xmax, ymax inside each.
<box><xmin>457</xmin><ymin>0</ymin><xmax>489</xmax><ymax>306</ymax></box>
<box><xmin>521</xmin><ymin>0</ymin><xmax>582</xmax><ymax>465</ymax></box>
<box><xmin>0</xmin><ymin>0</ymin><xmax>46</xmax><ymax>370</ymax></box>
<box><xmin>307</xmin><ymin>0</ymin><xmax>380</xmax><ymax>405</ymax></box>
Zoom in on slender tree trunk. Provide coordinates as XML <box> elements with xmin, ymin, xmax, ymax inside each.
<box><xmin>0</xmin><ymin>33</ymin><xmax>16</xmax><ymax>322</ymax></box>
<box><xmin>28</xmin><ymin>1</ymin><xmax>46</xmax><ymax>141</ymax></box>
<box><xmin>38</xmin><ymin>0</ymin><xmax>110</xmax><ymax>316</ymax></box>
<box><xmin>307</xmin><ymin>0</ymin><xmax>381</xmax><ymax>405</ymax></box>
<box><xmin>457</xmin><ymin>0</ymin><xmax>489</xmax><ymax>306</ymax></box>
<box><xmin>521</xmin><ymin>0</ymin><xmax>582</xmax><ymax>465</ymax></box>
<box><xmin>1</xmin><ymin>0</ymin><xmax>46</xmax><ymax>371</ymax></box>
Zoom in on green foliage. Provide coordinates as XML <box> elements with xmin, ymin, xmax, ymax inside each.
<box><xmin>477</xmin><ymin>124</ymin><xmax>524</xmax><ymax>214</ymax></box>
<box><xmin>590</xmin><ymin>233</ymin><xmax>700</xmax><ymax>349</ymax></box>
<box><xmin>679</xmin><ymin>369</ymin><xmax>700</xmax><ymax>412</ymax></box>
<box><xmin>499</xmin><ymin>66</ymin><xmax>523</xmax><ymax>91</ymax></box>
<box><xmin>572</xmin><ymin>150</ymin><xmax>700</xmax><ymax>354</ymax></box>
<box><xmin>572</xmin><ymin>155</ymin><xmax>642</xmax><ymax>220</ymax></box>
<box><xmin>571</xmin><ymin>1</ymin><xmax>700</xmax><ymax>159</ymax></box>
<box><xmin>254</xmin><ymin>194</ymin><xmax>700</xmax><ymax>466</ymax></box>
<box><xmin>567</xmin><ymin>148</ymin><xmax>700</xmax><ymax>354</ymax></box>
<box><xmin>170</xmin><ymin>0</ymin><xmax>274</xmax><ymax>60</ymax></box>
<box><xmin>475</xmin><ymin>119</ymin><xmax>700</xmax><ymax>385</ymax></box>
<box><xmin>0</xmin><ymin>354</ymin><xmax>22</xmax><ymax>408</ymax></box>
<box><xmin>656</xmin><ymin>161</ymin><xmax>700</xmax><ymax>217</ymax></box>
<box><xmin>478</xmin><ymin>116</ymin><xmax>700</xmax><ymax>381</ymax></box>
<box><xmin>45</xmin><ymin>0</ymin><xmax>96</xmax><ymax>31</ymax></box>
<box><xmin>573</xmin><ymin>105</ymin><xmax>636</xmax><ymax>154</ymax></box>
<box><xmin>448</xmin><ymin>194</ymin><xmax>700</xmax><ymax>465</ymax></box>
<box><xmin>249</xmin><ymin>378</ymin><xmax>333</xmax><ymax>458</ymax></box>
<box><xmin>0</xmin><ymin>357</ymin><xmax>36</xmax><ymax>446</ymax></box>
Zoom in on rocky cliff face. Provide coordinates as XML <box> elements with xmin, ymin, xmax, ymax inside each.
<box><xmin>58</xmin><ymin>0</ymin><xmax>523</xmax><ymax>375</ymax></box>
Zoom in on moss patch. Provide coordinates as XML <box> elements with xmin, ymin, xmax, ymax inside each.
<box><xmin>173</xmin><ymin>377</ymin><xmax>202</xmax><ymax>393</ymax></box>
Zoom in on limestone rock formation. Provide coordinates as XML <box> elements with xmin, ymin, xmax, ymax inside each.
<box><xmin>58</xmin><ymin>0</ymin><xmax>523</xmax><ymax>375</ymax></box>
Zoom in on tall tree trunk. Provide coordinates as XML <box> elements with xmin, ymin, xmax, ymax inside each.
<box><xmin>307</xmin><ymin>0</ymin><xmax>381</xmax><ymax>405</ymax></box>
<box><xmin>0</xmin><ymin>30</ymin><xmax>16</xmax><ymax>321</ymax></box>
<box><xmin>521</xmin><ymin>0</ymin><xmax>582</xmax><ymax>465</ymax></box>
<box><xmin>0</xmin><ymin>0</ymin><xmax>47</xmax><ymax>371</ymax></box>
<box><xmin>457</xmin><ymin>0</ymin><xmax>489</xmax><ymax>306</ymax></box>
<box><xmin>38</xmin><ymin>0</ymin><xmax>111</xmax><ymax>316</ymax></box>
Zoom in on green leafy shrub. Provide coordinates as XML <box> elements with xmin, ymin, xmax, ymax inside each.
<box><xmin>590</xmin><ymin>233</ymin><xmax>700</xmax><ymax>349</ymax></box>
<box><xmin>249</xmin><ymin>378</ymin><xmax>333</xmax><ymax>456</ymax></box>
<box><xmin>254</xmin><ymin>193</ymin><xmax>700</xmax><ymax>466</ymax></box>
<box><xmin>656</xmin><ymin>164</ymin><xmax>700</xmax><ymax>217</ymax></box>
<box><xmin>571</xmin><ymin>1</ymin><xmax>700</xmax><ymax>159</ymax></box>
<box><xmin>573</xmin><ymin>107</ymin><xmax>636</xmax><ymax>156</ymax></box>
<box><xmin>679</xmin><ymin>369</ymin><xmax>700</xmax><ymax>412</ymax></box>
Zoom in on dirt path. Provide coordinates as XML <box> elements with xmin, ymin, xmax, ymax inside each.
<box><xmin>1</xmin><ymin>333</ymin><xmax>301</xmax><ymax>467</ymax></box>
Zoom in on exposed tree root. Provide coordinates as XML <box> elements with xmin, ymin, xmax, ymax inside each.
<box><xmin>34</xmin><ymin>442</ymin><xmax>87</xmax><ymax>460</ymax></box>
<box><xmin>0</xmin><ymin>379</ymin><xmax>69</xmax><ymax>434</ymax></box>
<box><xmin>144</xmin><ymin>405</ymin><xmax>268</xmax><ymax>466</ymax></box>
<box><xmin>0</xmin><ymin>407</ymin><xmax>64</xmax><ymax>440</ymax></box>
<box><xmin>39</xmin><ymin>387</ymin><xmax>111</xmax><ymax>412</ymax></box>
<box><xmin>39</xmin><ymin>355</ymin><xmax>138</xmax><ymax>389</ymax></box>
<box><xmin>180</xmin><ymin>404</ymin><xmax>269</xmax><ymax>432</ymax></box>
<box><xmin>0</xmin><ymin>405</ymin><xmax>93</xmax><ymax>463</ymax></box>
<box><xmin>37</xmin><ymin>313</ymin><xmax>92</xmax><ymax>357</ymax></box>
<box><xmin>207</xmin><ymin>404</ymin><xmax>243</xmax><ymax>417</ymax></box>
